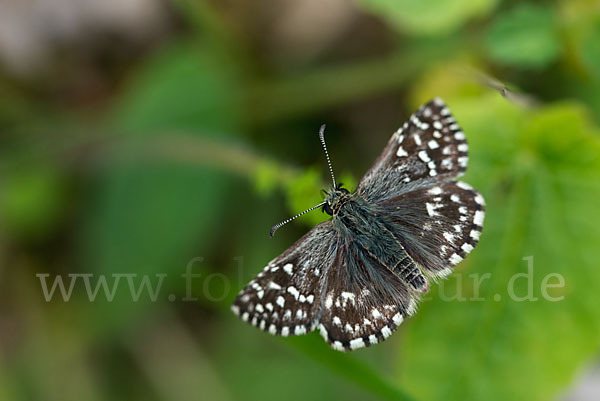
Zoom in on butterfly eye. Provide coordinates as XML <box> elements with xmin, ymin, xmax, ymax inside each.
<box><xmin>339</xmin><ymin>188</ymin><xmax>350</xmax><ymax>194</ymax></box>
<box><xmin>323</xmin><ymin>203</ymin><xmax>333</xmax><ymax>215</ymax></box>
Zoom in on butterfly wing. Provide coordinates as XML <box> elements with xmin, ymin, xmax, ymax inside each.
<box><xmin>318</xmin><ymin>242</ymin><xmax>416</xmax><ymax>351</ymax></box>
<box><xmin>358</xmin><ymin>98</ymin><xmax>469</xmax><ymax>202</ymax></box>
<box><xmin>233</xmin><ymin>98</ymin><xmax>484</xmax><ymax>351</ymax></box>
<box><xmin>232</xmin><ymin>221</ymin><xmax>338</xmax><ymax>337</ymax></box>
<box><xmin>380</xmin><ymin>180</ymin><xmax>485</xmax><ymax>279</ymax></box>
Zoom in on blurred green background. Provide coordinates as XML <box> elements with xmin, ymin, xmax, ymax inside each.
<box><xmin>1</xmin><ymin>0</ymin><xmax>600</xmax><ymax>400</ymax></box>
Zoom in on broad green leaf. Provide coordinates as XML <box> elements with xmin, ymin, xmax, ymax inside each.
<box><xmin>354</xmin><ymin>0</ymin><xmax>498</xmax><ymax>35</ymax></box>
<box><xmin>398</xmin><ymin>87</ymin><xmax>600</xmax><ymax>401</ymax></box>
<box><xmin>486</xmin><ymin>5</ymin><xmax>561</xmax><ymax>68</ymax></box>
<box><xmin>79</xmin><ymin>41</ymin><xmax>240</xmax><ymax>299</ymax></box>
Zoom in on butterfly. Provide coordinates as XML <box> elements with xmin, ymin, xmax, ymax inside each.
<box><xmin>231</xmin><ymin>98</ymin><xmax>485</xmax><ymax>351</ymax></box>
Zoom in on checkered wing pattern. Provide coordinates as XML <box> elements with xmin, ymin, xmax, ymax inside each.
<box><xmin>231</xmin><ymin>222</ymin><xmax>336</xmax><ymax>337</ymax></box>
<box><xmin>358</xmin><ymin>98</ymin><xmax>469</xmax><ymax>202</ymax></box>
<box><xmin>232</xmin><ymin>98</ymin><xmax>485</xmax><ymax>352</ymax></box>
<box><xmin>381</xmin><ymin>181</ymin><xmax>485</xmax><ymax>279</ymax></box>
<box><xmin>317</xmin><ymin>244</ymin><xmax>416</xmax><ymax>351</ymax></box>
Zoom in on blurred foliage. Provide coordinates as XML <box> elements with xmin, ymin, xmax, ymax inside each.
<box><xmin>1</xmin><ymin>1</ymin><xmax>600</xmax><ymax>401</ymax></box>
<box><xmin>404</xmin><ymin>70</ymin><xmax>600</xmax><ymax>401</ymax></box>
<box><xmin>485</xmin><ymin>4</ymin><xmax>561</xmax><ymax>68</ymax></box>
<box><xmin>356</xmin><ymin>0</ymin><xmax>499</xmax><ymax>35</ymax></box>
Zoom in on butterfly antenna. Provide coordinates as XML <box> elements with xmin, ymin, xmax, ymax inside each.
<box><xmin>270</xmin><ymin>202</ymin><xmax>326</xmax><ymax>237</ymax></box>
<box><xmin>319</xmin><ymin>124</ymin><xmax>336</xmax><ymax>188</ymax></box>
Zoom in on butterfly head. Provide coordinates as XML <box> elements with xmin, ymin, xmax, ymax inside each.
<box><xmin>270</xmin><ymin>124</ymin><xmax>343</xmax><ymax>237</ymax></box>
<box><xmin>323</xmin><ymin>184</ymin><xmax>350</xmax><ymax>216</ymax></box>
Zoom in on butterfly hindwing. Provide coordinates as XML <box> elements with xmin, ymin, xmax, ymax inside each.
<box><xmin>318</xmin><ymin>243</ymin><xmax>416</xmax><ymax>351</ymax></box>
<box><xmin>358</xmin><ymin>98</ymin><xmax>469</xmax><ymax>202</ymax></box>
<box><xmin>381</xmin><ymin>180</ymin><xmax>485</xmax><ymax>278</ymax></box>
<box><xmin>232</xmin><ymin>222</ymin><xmax>337</xmax><ymax>337</ymax></box>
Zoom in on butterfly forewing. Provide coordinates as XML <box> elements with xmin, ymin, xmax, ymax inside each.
<box><xmin>358</xmin><ymin>98</ymin><xmax>469</xmax><ymax>202</ymax></box>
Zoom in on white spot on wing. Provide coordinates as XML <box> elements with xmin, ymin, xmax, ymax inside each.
<box><xmin>381</xmin><ymin>326</ymin><xmax>393</xmax><ymax>339</ymax></box>
<box><xmin>474</xmin><ymin>210</ymin><xmax>485</xmax><ymax>226</ymax></box>
<box><xmin>428</xmin><ymin>186</ymin><xmax>443</xmax><ymax>195</ymax></box>
<box><xmin>418</xmin><ymin>150</ymin><xmax>431</xmax><ymax>162</ymax></box>
<box><xmin>318</xmin><ymin>323</ymin><xmax>328</xmax><ymax>339</ymax></box>
<box><xmin>428</xmin><ymin>140</ymin><xmax>440</xmax><ymax>149</ymax></box>
<box><xmin>332</xmin><ymin>341</ymin><xmax>345</xmax><ymax>351</ymax></box>
<box><xmin>457</xmin><ymin>181</ymin><xmax>473</xmax><ymax>191</ymax></box>
<box><xmin>341</xmin><ymin>292</ymin><xmax>356</xmax><ymax>303</ymax></box>
<box><xmin>450</xmin><ymin>253</ymin><xmax>463</xmax><ymax>264</ymax></box>
<box><xmin>444</xmin><ymin>232</ymin><xmax>456</xmax><ymax>243</ymax></box>
<box><xmin>426</xmin><ymin>202</ymin><xmax>442</xmax><ymax>217</ymax></box>
<box><xmin>295</xmin><ymin>325</ymin><xmax>307</xmax><ymax>335</ymax></box>
<box><xmin>462</xmin><ymin>243</ymin><xmax>474</xmax><ymax>253</ymax></box>
<box><xmin>349</xmin><ymin>338</ymin><xmax>365</xmax><ymax>350</ymax></box>
<box><xmin>325</xmin><ymin>294</ymin><xmax>333</xmax><ymax>309</ymax></box>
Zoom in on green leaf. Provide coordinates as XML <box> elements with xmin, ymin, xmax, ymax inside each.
<box><xmin>353</xmin><ymin>0</ymin><xmax>498</xmax><ymax>35</ymax></box>
<box><xmin>0</xmin><ymin>166</ymin><xmax>66</xmax><ymax>239</ymax></box>
<box><xmin>284</xmin><ymin>168</ymin><xmax>330</xmax><ymax>227</ymax></box>
<box><xmin>80</xmin><ymin>41</ymin><xmax>240</xmax><ymax>295</ymax></box>
<box><xmin>397</xmin><ymin>93</ymin><xmax>600</xmax><ymax>401</ymax></box>
<box><xmin>486</xmin><ymin>4</ymin><xmax>561</xmax><ymax>68</ymax></box>
<box><xmin>581</xmin><ymin>25</ymin><xmax>600</xmax><ymax>80</ymax></box>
